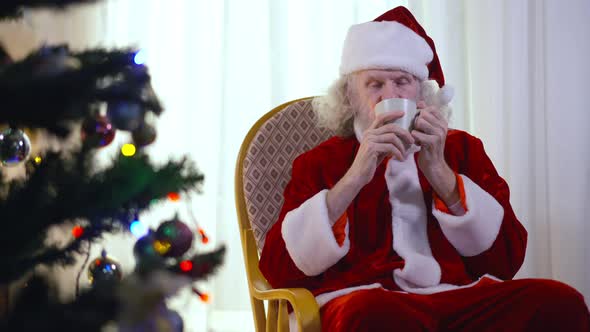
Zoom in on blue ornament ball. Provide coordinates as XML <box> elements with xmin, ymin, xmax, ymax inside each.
<box><xmin>133</xmin><ymin>231</ymin><xmax>159</xmax><ymax>261</ymax></box>
<box><xmin>107</xmin><ymin>101</ymin><xmax>144</xmax><ymax>131</ymax></box>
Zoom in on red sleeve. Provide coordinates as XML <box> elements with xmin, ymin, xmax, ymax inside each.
<box><xmin>456</xmin><ymin>135</ymin><xmax>528</xmax><ymax>280</ymax></box>
<box><xmin>258</xmin><ymin>152</ymin><xmax>327</xmax><ymax>289</ymax></box>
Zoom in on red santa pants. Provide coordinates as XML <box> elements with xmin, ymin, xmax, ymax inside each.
<box><xmin>320</xmin><ymin>278</ymin><xmax>590</xmax><ymax>332</ymax></box>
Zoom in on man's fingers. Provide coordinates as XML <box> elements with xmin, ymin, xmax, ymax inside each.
<box><xmin>375</xmin><ymin>142</ymin><xmax>403</xmax><ymax>161</ymax></box>
<box><xmin>420</xmin><ymin>108</ymin><xmax>445</xmax><ymax>122</ymax></box>
<box><xmin>370</xmin><ymin>124</ymin><xmax>415</xmax><ymax>145</ymax></box>
<box><xmin>369</xmin><ymin>111</ymin><xmax>404</xmax><ymax>130</ymax></box>
<box><xmin>413</xmin><ymin>117</ymin><xmax>438</xmax><ymax>135</ymax></box>
<box><xmin>366</xmin><ymin>134</ymin><xmax>406</xmax><ymax>157</ymax></box>
<box><xmin>414</xmin><ymin>110</ymin><xmax>446</xmax><ymax>136</ymax></box>
<box><xmin>429</xmin><ymin>108</ymin><xmax>445</xmax><ymax>121</ymax></box>
<box><xmin>411</xmin><ymin>130</ymin><xmax>439</xmax><ymax>149</ymax></box>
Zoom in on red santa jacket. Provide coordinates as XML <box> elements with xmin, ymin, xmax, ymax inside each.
<box><xmin>259</xmin><ymin>129</ymin><xmax>527</xmax><ymax>301</ymax></box>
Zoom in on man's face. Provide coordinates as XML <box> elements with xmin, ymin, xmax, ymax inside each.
<box><xmin>349</xmin><ymin>69</ymin><xmax>420</xmax><ymax>132</ymax></box>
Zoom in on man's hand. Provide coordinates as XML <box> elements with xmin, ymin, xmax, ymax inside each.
<box><xmin>326</xmin><ymin>111</ymin><xmax>414</xmax><ymax>222</ymax></box>
<box><xmin>348</xmin><ymin>111</ymin><xmax>415</xmax><ymax>187</ymax></box>
<box><xmin>411</xmin><ymin>102</ymin><xmax>459</xmax><ymax>205</ymax></box>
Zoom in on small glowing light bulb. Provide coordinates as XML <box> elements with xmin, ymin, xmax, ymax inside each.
<box><xmin>179</xmin><ymin>260</ymin><xmax>193</xmax><ymax>272</ymax></box>
<box><xmin>72</xmin><ymin>225</ymin><xmax>84</xmax><ymax>238</ymax></box>
<box><xmin>134</xmin><ymin>49</ymin><xmax>147</xmax><ymax>65</ymax></box>
<box><xmin>130</xmin><ymin>220</ymin><xmax>149</xmax><ymax>238</ymax></box>
<box><xmin>167</xmin><ymin>192</ymin><xmax>180</xmax><ymax>201</ymax></box>
<box><xmin>121</xmin><ymin>143</ymin><xmax>136</xmax><ymax>156</ymax></box>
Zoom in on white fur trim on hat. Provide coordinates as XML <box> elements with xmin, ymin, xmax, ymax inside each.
<box><xmin>281</xmin><ymin>189</ymin><xmax>350</xmax><ymax>276</ymax></box>
<box><xmin>340</xmin><ymin>21</ymin><xmax>433</xmax><ymax>78</ymax></box>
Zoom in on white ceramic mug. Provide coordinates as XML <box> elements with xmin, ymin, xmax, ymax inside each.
<box><xmin>374</xmin><ymin>98</ymin><xmax>418</xmax><ymax>131</ymax></box>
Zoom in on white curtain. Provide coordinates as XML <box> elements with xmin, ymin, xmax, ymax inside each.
<box><xmin>1</xmin><ymin>0</ymin><xmax>588</xmax><ymax>330</ymax></box>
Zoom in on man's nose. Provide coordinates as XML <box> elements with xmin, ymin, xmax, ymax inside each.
<box><xmin>381</xmin><ymin>82</ymin><xmax>401</xmax><ymax>101</ymax></box>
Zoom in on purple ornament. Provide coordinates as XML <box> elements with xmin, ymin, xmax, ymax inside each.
<box><xmin>155</xmin><ymin>218</ymin><xmax>194</xmax><ymax>258</ymax></box>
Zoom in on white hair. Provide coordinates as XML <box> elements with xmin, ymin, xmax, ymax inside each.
<box><xmin>311</xmin><ymin>75</ymin><xmax>356</xmax><ymax>137</ymax></box>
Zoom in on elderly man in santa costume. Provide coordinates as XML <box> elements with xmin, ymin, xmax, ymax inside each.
<box><xmin>259</xmin><ymin>6</ymin><xmax>590</xmax><ymax>331</ymax></box>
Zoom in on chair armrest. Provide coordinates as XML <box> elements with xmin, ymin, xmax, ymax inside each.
<box><xmin>251</xmin><ymin>280</ymin><xmax>321</xmax><ymax>332</ymax></box>
<box><xmin>239</xmin><ymin>230</ymin><xmax>320</xmax><ymax>331</ymax></box>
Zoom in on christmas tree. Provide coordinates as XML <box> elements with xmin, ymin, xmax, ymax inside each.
<box><xmin>0</xmin><ymin>1</ymin><xmax>225</xmax><ymax>331</ymax></box>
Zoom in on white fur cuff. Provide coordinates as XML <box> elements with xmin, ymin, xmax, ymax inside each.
<box><xmin>433</xmin><ymin>175</ymin><xmax>504</xmax><ymax>257</ymax></box>
<box><xmin>281</xmin><ymin>190</ymin><xmax>350</xmax><ymax>276</ymax></box>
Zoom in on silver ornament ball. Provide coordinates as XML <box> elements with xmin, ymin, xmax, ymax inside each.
<box><xmin>88</xmin><ymin>254</ymin><xmax>123</xmax><ymax>284</ymax></box>
<box><xmin>0</xmin><ymin>128</ymin><xmax>32</xmax><ymax>167</ymax></box>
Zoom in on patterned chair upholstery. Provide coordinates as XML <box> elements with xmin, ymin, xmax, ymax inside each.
<box><xmin>235</xmin><ymin>97</ymin><xmax>335</xmax><ymax>332</ymax></box>
<box><xmin>242</xmin><ymin>98</ymin><xmax>335</xmax><ymax>251</ymax></box>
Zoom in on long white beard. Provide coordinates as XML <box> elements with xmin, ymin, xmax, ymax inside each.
<box><xmin>353</xmin><ymin>116</ymin><xmax>366</xmax><ymax>142</ymax></box>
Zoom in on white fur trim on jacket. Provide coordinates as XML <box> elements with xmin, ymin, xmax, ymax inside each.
<box><xmin>281</xmin><ymin>189</ymin><xmax>350</xmax><ymax>276</ymax></box>
<box><xmin>340</xmin><ymin>21</ymin><xmax>433</xmax><ymax>79</ymax></box>
<box><xmin>433</xmin><ymin>175</ymin><xmax>504</xmax><ymax>257</ymax></box>
<box><xmin>394</xmin><ymin>273</ymin><xmax>502</xmax><ymax>294</ymax></box>
<box><xmin>385</xmin><ymin>148</ymin><xmax>442</xmax><ymax>288</ymax></box>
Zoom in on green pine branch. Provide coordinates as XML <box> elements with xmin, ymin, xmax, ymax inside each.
<box><xmin>0</xmin><ymin>0</ymin><xmax>102</xmax><ymax>20</ymax></box>
<box><xmin>0</xmin><ymin>142</ymin><xmax>204</xmax><ymax>284</ymax></box>
<box><xmin>0</xmin><ymin>45</ymin><xmax>162</xmax><ymax>137</ymax></box>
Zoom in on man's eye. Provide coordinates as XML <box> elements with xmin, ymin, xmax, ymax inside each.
<box><xmin>396</xmin><ymin>78</ymin><xmax>409</xmax><ymax>85</ymax></box>
<box><xmin>368</xmin><ymin>82</ymin><xmax>382</xmax><ymax>88</ymax></box>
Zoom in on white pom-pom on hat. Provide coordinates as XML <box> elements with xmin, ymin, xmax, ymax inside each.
<box><xmin>438</xmin><ymin>85</ymin><xmax>454</xmax><ymax>105</ymax></box>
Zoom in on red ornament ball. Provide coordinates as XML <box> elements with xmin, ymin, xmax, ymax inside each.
<box><xmin>81</xmin><ymin>115</ymin><xmax>116</xmax><ymax>148</ymax></box>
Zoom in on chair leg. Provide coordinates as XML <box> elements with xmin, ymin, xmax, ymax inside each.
<box><xmin>250</xmin><ymin>296</ymin><xmax>267</xmax><ymax>332</ymax></box>
<box><xmin>277</xmin><ymin>299</ymin><xmax>289</xmax><ymax>332</ymax></box>
<box><xmin>266</xmin><ymin>299</ymin><xmax>278</xmax><ymax>332</ymax></box>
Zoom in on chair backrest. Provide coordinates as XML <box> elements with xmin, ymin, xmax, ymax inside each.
<box><xmin>235</xmin><ymin>97</ymin><xmax>334</xmax><ymax>332</ymax></box>
<box><xmin>236</xmin><ymin>97</ymin><xmax>335</xmax><ymax>252</ymax></box>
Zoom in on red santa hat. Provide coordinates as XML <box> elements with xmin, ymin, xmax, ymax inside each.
<box><xmin>339</xmin><ymin>6</ymin><xmax>446</xmax><ymax>88</ymax></box>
